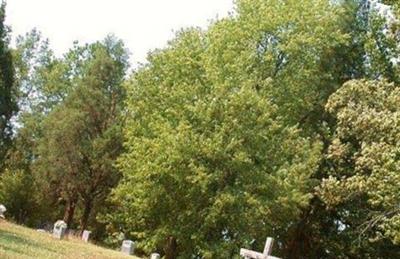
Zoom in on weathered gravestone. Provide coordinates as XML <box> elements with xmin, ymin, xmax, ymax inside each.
<box><xmin>240</xmin><ymin>237</ymin><xmax>281</xmax><ymax>259</ymax></box>
<box><xmin>82</xmin><ymin>230</ymin><xmax>91</xmax><ymax>243</ymax></box>
<box><xmin>53</xmin><ymin>220</ymin><xmax>67</xmax><ymax>240</ymax></box>
<box><xmin>150</xmin><ymin>253</ymin><xmax>161</xmax><ymax>259</ymax></box>
<box><xmin>0</xmin><ymin>204</ymin><xmax>6</xmax><ymax>219</ymax></box>
<box><xmin>121</xmin><ymin>240</ymin><xmax>135</xmax><ymax>255</ymax></box>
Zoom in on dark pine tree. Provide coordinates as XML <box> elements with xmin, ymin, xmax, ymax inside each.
<box><xmin>0</xmin><ymin>1</ymin><xmax>17</xmax><ymax>169</ymax></box>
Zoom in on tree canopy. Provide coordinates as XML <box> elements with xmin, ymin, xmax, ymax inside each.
<box><xmin>0</xmin><ymin>0</ymin><xmax>400</xmax><ymax>258</ymax></box>
<box><xmin>35</xmin><ymin>37</ymin><xmax>129</xmax><ymax>231</ymax></box>
<box><xmin>319</xmin><ymin>79</ymin><xmax>400</xmax><ymax>256</ymax></box>
<box><xmin>0</xmin><ymin>1</ymin><xmax>16</xmax><ymax>168</ymax></box>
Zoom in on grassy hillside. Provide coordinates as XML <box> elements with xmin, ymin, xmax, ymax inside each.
<box><xmin>0</xmin><ymin>220</ymin><xmax>139</xmax><ymax>259</ymax></box>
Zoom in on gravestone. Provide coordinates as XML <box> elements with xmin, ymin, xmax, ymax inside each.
<box><xmin>82</xmin><ymin>230</ymin><xmax>91</xmax><ymax>242</ymax></box>
<box><xmin>150</xmin><ymin>253</ymin><xmax>161</xmax><ymax>259</ymax></box>
<box><xmin>53</xmin><ymin>220</ymin><xmax>67</xmax><ymax>240</ymax></box>
<box><xmin>240</xmin><ymin>237</ymin><xmax>281</xmax><ymax>259</ymax></box>
<box><xmin>121</xmin><ymin>240</ymin><xmax>135</xmax><ymax>255</ymax></box>
<box><xmin>0</xmin><ymin>204</ymin><xmax>6</xmax><ymax>219</ymax></box>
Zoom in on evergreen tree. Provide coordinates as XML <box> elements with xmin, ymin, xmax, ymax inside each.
<box><xmin>36</xmin><ymin>37</ymin><xmax>129</xmax><ymax>231</ymax></box>
<box><xmin>0</xmin><ymin>1</ymin><xmax>16</xmax><ymax>168</ymax></box>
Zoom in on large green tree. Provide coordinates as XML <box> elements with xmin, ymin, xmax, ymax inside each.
<box><xmin>1</xmin><ymin>0</ymin><xmax>399</xmax><ymax>257</ymax></box>
<box><xmin>0</xmin><ymin>1</ymin><xmax>16</xmax><ymax>168</ymax></box>
<box><xmin>111</xmin><ymin>30</ymin><xmax>321</xmax><ymax>258</ymax></box>
<box><xmin>36</xmin><ymin>37</ymin><xmax>129</xmax><ymax>231</ymax></box>
<box><xmin>310</xmin><ymin>1</ymin><xmax>400</xmax><ymax>257</ymax></box>
<box><xmin>283</xmin><ymin>0</ymin><xmax>400</xmax><ymax>257</ymax></box>
<box><xmin>319</xmin><ymin>79</ymin><xmax>400</xmax><ymax>257</ymax></box>
<box><xmin>0</xmin><ymin>29</ymin><xmax>66</xmax><ymax>226</ymax></box>
<box><xmin>108</xmin><ymin>0</ymin><xmax>350</xmax><ymax>257</ymax></box>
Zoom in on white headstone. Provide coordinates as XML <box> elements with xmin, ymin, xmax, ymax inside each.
<box><xmin>150</xmin><ymin>253</ymin><xmax>161</xmax><ymax>259</ymax></box>
<box><xmin>121</xmin><ymin>240</ymin><xmax>135</xmax><ymax>255</ymax></box>
<box><xmin>0</xmin><ymin>204</ymin><xmax>6</xmax><ymax>219</ymax></box>
<box><xmin>82</xmin><ymin>230</ymin><xmax>91</xmax><ymax>242</ymax></box>
<box><xmin>53</xmin><ymin>220</ymin><xmax>67</xmax><ymax>240</ymax></box>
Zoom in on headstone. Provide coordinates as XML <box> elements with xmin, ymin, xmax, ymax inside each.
<box><xmin>82</xmin><ymin>230</ymin><xmax>91</xmax><ymax>242</ymax></box>
<box><xmin>150</xmin><ymin>253</ymin><xmax>161</xmax><ymax>259</ymax></box>
<box><xmin>36</xmin><ymin>229</ymin><xmax>46</xmax><ymax>233</ymax></box>
<box><xmin>240</xmin><ymin>237</ymin><xmax>280</xmax><ymax>259</ymax></box>
<box><xmin>0</xmin><ymin>204</ymin><xmax>6</xmax><ymax>219</ymax></box>
<box><xmin>121</xmin><ymin>240</ymin><xmax>135</xmax><ymax>255</ymax></box>
<box><xmin>53</xmin><ymin>220</ymin><xmax>67</xmax><ymax>240</ymax></box>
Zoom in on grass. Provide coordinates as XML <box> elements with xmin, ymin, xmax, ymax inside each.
<box><xmin>0</xmin><ymin>220</ymin><xmax>140</xmax><ymax>259</ymax></box>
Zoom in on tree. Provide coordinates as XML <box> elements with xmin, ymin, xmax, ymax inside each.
<box><xmin>36</xmin><ymin>36</ymin><xmax>129</xmax><ymax>231</ymax></box>
<box><xmin>107</xmin><ymin>0</ymin><xmax>349</xmax><ymax>256</ymax></box>
<box><xmin>111</xmin><ymin>30</ymin><xmax>321</xmax><ymax>257</ymax></box>
<box><xmin>318</xmin><ymin>79</ymin><xmax>400</xmax><ymax>257</ymax></box>
<box><xmin>0</xmin><ymin>1</ymin><xmax>17</xmax><ymax>169</ymax></box>
<box><xmin>203</xmin><ymin>0</ymin><xmax>346</xmax><ymax>129</ymax></box>
<box><xmin>0</xmin><ymin>169</ymin><xmax>39</xmax><ymax>225</ymax></box>
<box><xmin>0</xmin><ymin>109</ymin><xmax>47</xmax><ymax>226</ymax></box>
<box><xmin>275</xmin><ymin>0</ymin><xmax>400</xmax><ymax>256</ymax></box>
<box><xmin>383</xmin><ymin>0</ymin><xmax>399</xmax><ymax>15</ymax></box>
<box><xmin>0</xmin><ymin>29</ymin><xmax>68</xmax><ymax>226</ymax></box>
<box><xmin>298</xmin><ymin>1</ymin><xmax>400</xmax><ymax>257</ymax></box>
<box><xmin>13</xmin><ymin>29</ymin><xmax>56</xmax><ymax>112</ymax></box>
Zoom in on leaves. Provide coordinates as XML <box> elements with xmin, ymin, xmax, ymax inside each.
<box><xmin>34</xmin><ymin>37</ymin><xmax>129</xmax><ymax>230</ymax></box>
<box><xmin>321</xmin><ymin>79</ymin><xmax>400</xmax><ymax>247</ymax></box>
<box><xmin>107</xmin><ymin>1</ymin><xmax>338</xmax><ymax>254</ymax></box>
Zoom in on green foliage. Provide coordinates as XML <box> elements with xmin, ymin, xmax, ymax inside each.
<box><xmin>35</xmin><ymin>36</ymin><xmax>129</xmax><ymax>231</ymax></box>
<box><xmin>281</xmin><ymin>1</ymin><xmax>400</xmax><ymax>256</ymax></box>
<box><xmin>383</xmin><ymin>0</ymin><xmax>399</xmax><ymax>14</ymax></box>
<box><xmin>0</xmin><ymin>30</ymin><xmax>58</xmax><ymax>226</ymax></box>
<box><xmin>364</xmin><ymin>13</ymin><xmax>399</xmax><ymax>83</ymax></box>
<box><xmin>108</xmin><ymin>1</ymin><xmax>400</xmax><ymax>257</ymax></box>
<box><xmin>0</xmin><ymin>1</ymin><xmax>17</xmax><ymax>168</ymax></box>
<box><xmin>0</xmin><ymin>169</ymin><xmax>40</xmax><ymax>225</ymax></box>
<box><xmin>106</xmin><ymin>0</ymin><xmax>349</xmax><ymax>255</ymax></box>
<box><xmin>1</xmin><ymin>0</ymin><xmax>400</xmax><ymax>257</ymax></box>
<box><xmin>204</xmin><ymin>0</ymin><xmax>347</xmax><ymax>128</ymax></box>
<box><xmin>0</xmin><ymin>111</ymin><xmax>50</xmax><ymax>226</ymax></box>
<box><xmin>319</xmin><ymin>79</ymin><xmax>400</xmax><ymax>255</ymax></box>
<box><xmin>12</xmin><ymin>29</ymin><xmax>55</xmax><ymax>111</ymax></box>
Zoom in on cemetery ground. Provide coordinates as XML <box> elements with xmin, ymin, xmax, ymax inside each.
<box><xmin>0</xmin><ymin>220</ymin><xmax>140</xmax><ymax>259</ymax></box>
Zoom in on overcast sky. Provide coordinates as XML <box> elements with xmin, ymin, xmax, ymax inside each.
<box><xmin>6</xmin><ymin>0</ymin><xmax>234</xmax><ymax>66</ymax></box>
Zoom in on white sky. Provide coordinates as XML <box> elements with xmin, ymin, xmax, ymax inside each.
<box><xmin>6</xmin><ymin>0</ymin><xmax>234</xmax><ymax>66</ymax></box>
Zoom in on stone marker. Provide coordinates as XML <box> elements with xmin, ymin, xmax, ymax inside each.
<box><xmin>121</xmin><ymin>240</ymin><xmax>135</xmax><ymax>255</ymax></box>
<box><xmin>0</xmin><ymin>204</ymin><xmax>6</xmax><ymax>219</ymax></box>
<box><xmin>240</xmin><ymin>237</ymin><xmax>281</xmax><ymax>259</ymax></box>
<box><xmin>82</xmin><ymin>230</ymin><xmax>91</xmax><ymax>242</ymax></box>
<box><xmin>150</xmin><ymin>253</ymin><xmax>161</xmax><ymax>259</ymax></box>
<box><xmin>53</xmin><ymin>220</ymin><xmax>67</xmax><ymax>240</ymax></box>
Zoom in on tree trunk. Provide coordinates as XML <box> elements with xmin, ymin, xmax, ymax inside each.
<box><xmin>79</xmin><ymin>199</ymin><xmax>93</xmax><ymax>234</ymax></box>
<box><xmin>164</xmin><ymin>236</ymin><xmax>178</xmax><ymax>259</ymax></box>
<box><xmin>283</xmin><ymin>197</ymin><xmax>327</xmax><ymax>259</ymax></box>
<box><xmin>63</xmin><ymin>199</ymin><xmax>76</xmax><ymax>228</ymax></box>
